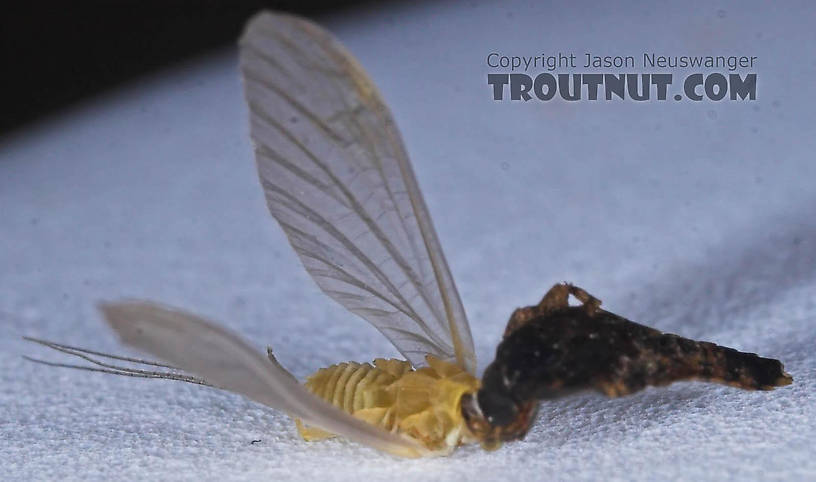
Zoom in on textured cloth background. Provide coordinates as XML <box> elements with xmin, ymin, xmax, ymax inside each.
<box><xmin>2</xmin><ymin>1</ymin><xmax>814</xmax><ymax>480</ymax></box>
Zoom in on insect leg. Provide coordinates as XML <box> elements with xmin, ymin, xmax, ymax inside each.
<box><xmin>538</xmin><ymin>283</ymin><xmax>602</xmax><ymax>316</ymax></box>
<box><xmin>504</xmin><ymin>283</ymin><xmax>602</xmax><ymax>337</ymax></box>
<box><xmin>503</xmin><ymin>307</ymin><xmax>538</xmax><ymax>338</ymax></box>
<box><xmin>266</xmin><ymin>347</ymin><xmax>298</xmax><ymax>382</ymax></box>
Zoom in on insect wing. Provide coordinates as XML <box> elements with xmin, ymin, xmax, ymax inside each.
<box><xmin>99</xmin><ymin>301</ymin><xmax>426</xmax><ymax>458</ymax></box>
<box><xmin>239</xmin><ymin>12</ymin><xmax>476</xmax><ymax>374</ymax></box>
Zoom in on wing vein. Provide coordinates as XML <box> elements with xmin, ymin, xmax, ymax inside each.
<box><xmin>259</xmin><ymin>178</ymin><xmax>427</xmax><ymax>327</ymax></box>
<box><xmin>240</xmin><ymin>12</ymin><xmax>476</xmax><ymax>372</ymax></box>
<box><xmin>248</xmin><ymin>98</ymin><xmax>447</xmax><ymax>333</ymax></box>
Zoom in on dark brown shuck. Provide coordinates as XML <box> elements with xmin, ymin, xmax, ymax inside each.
<box><xmin>463</xmin><ymin>283</ymin><xmax>792</xmax><ymax>447</ymax></box>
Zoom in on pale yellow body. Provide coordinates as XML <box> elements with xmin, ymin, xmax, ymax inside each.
<box><xmin>296</xmin><ymin>356</ymin><xmax>480</xmax><ymax>453</ymax></box>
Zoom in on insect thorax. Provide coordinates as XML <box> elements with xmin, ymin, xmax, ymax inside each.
<box><xmin>296</xmin><ymin>355</ymin><xmax>480</xmax><ymax>452</ymax></box>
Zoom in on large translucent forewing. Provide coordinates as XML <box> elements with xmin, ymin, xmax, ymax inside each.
<box><xmin>239</xmin><ymin>12</ymin><xmax>476</xmax><ymax>374</ymax></box>
<box><xmin>99</xmin><ymin>301</ymin><xmax>426</xmax><ymax>458</ymax></box>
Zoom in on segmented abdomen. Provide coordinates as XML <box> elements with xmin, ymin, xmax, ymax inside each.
<box><xmin>297</xmin><ymin>356</ymin><xmax>481</xmax><ymax>452</ymax></box>
<box><xmin>299</xmin><ymin>358</ymin><xmax>412</xmax><ymax>438</ymax></box>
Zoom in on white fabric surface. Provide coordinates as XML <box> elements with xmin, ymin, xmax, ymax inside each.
<box><xmin>2</xmin><ymin>1</ymin><xmax>814</xmax><ymax>480</ymax></box>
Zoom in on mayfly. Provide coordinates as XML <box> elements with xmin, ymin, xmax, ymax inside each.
<box><xmin>25</xmin><ymin>12</ymin><xmax>792</xmax><ymax>458</ymax></box>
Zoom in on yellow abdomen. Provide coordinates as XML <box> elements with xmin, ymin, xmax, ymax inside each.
<box><xmin>296</xmin><ymin>355</ymin><xmax>480</xmax><ymax>452</ymax></box>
